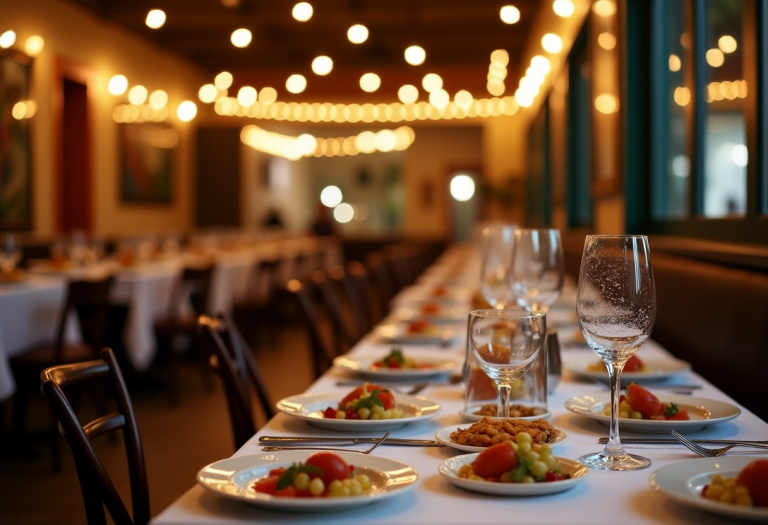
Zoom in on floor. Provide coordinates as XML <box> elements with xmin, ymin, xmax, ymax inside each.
<box><xmin>0</xmin><ymin>323</ymin><xmax>316</xmax><ymax>525</ymax></box>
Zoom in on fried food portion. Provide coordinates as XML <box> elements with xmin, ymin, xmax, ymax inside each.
<box><xmin>450</xmin><ymin>417</ymin><xmax>562</xmax><ymax>447</ymax></box>
<box><xmin>473</xmin><ymin>404</ymin><xmax>540</xmax><ymax>418</ymax></box>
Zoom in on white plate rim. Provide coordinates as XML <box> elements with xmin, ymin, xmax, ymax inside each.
<box><xmin>197</xmin><ymin>451</ymin><xmax>420</xmax><ymax>511</ymax></box>
<box><xmin>458</xmin><ymin>407</ymin><xmax>552</xmax><ymax>422</ymax></box>
<box><xmin>650</xmin><ymin>456</ymin><xmax>768</xmax><ymax>521</ymax></box>
<box><xmin>564</xmin><ymin>355</ymin><xmax>692</xmax><ymax>382</ymax></box>
<box><xmin>563</xmin><ymin>393</ymin><xmax>741</xmax><ymax>433</ymax></box>
<box><xmin>436</xmin><ymin>423</ymin><xmax>568</xmax><ymax>453</ymax></box>
<box><xmin>438</xmin><ymin>454</ymin><xmax>588</xmax><ymax>495</ymax></box>
<box><xmin>333</xmin><ymin>355</ymin><xmax>460</xmax><ymax>378</ymax></box>
<box><xmin>276</xmin><ymin>392</ymin><xmax>442</xmax><ymax>432</ymax></box>
<box><xmin>376</xmin><ymin>323</ymin><xmax>462</xmax><ymax>344</ymax></box>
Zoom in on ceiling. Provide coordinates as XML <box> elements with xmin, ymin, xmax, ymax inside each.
<box><xmin>68</xmin><ymin>0</ymin><xmax>542</xmax><ymax>101</ymax></box>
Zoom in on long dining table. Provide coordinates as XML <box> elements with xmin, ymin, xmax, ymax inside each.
<box><xmin>151</xmin><ymin>245</ymin><xmax>768</xmax><ymax>525</ymax></box>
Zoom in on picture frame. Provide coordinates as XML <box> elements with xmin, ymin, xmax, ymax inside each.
<box><xmin>119</xmin><ymin>122</ymin><xmax>176</xmax><ymax>203</ymax></box>
<box><xmin>0</xmin><ymin>48</ymin><xmax>33</xmax><ymax>230</ymax></box>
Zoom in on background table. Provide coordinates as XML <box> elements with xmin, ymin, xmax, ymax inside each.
<box><xmin>152</xmin><ymin>246</ymin><xmax>768</xmax><ymax>525</ymax></box>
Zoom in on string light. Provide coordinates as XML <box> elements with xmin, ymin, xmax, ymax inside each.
<box><xmin>598</xmin><ymin>33</ymin><xmax>616</xmax><ymax>50</ymax></box>
<box><xmin>0</xmin><ymin>30</ymin><xmax>16</xmax><ymax>49</ymax></box>
<box><xmin>145</xmin><ymin>9</ymin><xmax>166</xmax><ymax>29</ymax></box>
<box><xmin>286</xmin><ymin>74</ymin><xmax>307</xmax><ymax>94</ymax></box>
<box><xmin>718</xmin><ymin>35</ymin><xmax>737</xmax><ymax>53</ymax></box>
<box><xmin>706</xmin><ymin>48</ymin><xmax>724</xmax><ymax>67</ymax></box>
<box><xmin>108</xmin><ymin>75</ymin><xmax>129</xmax><ymax>95</ymax></box>
<box><xmin>552</xmin><ymin>0</ymin><xmax>574</xmax><ymax>17</ymax></box>
<box><xmin>592</xmin><ymin>0</ymin><xmax>616</xmax><ymax>16</ymax></box>
<box><xmin>12</xmin><ymin>101</ymin><xmax>37</xmax><ymax>119</ymax></box>
<box><xmin>422</xmin><ymin>73</ymin><xmax>443</xmax><ymax>93</ymax></box>
<box><xmin>347</xmin><ymin>24</ymin><xmax>368</xmax><ymax>43</ymax></box>
<box><xmin>24</xmin><ymin>35</ymin><xmax>44</xmax><ymax>56</ymax></box>
<box><xmin>237</xmin><ymin>86</ymin><xmax>258</xmax><ymax>106</ymax></box>
<box><xmin>669</xmin><ymin>54</ymin><xmax>681</xmax><ymax>72</ymax></box>
<box><xmin>398</xmin><ymin>84</ymin><xmax>419</xmax><ymax>104</ymax></box>
<box><xmin>113</xmin><ymin>104</ymin><xmax>169</xmax><ymax>123</ymax></box>
<box><xmin>292</xmin><ymin>2</ymin><xmax>313</xmax><ymax>22</ymax></box>
<box><xmin>215</xmin><ymin>72</ymin><xmax>234</xmax><ymax>90</ymax></box>
<box><xmin>429</xmin><ymin>89</ymin><xmax>450</xmax><ymax>110</ymax></box>
<box><xmin>231</xmin><ymin>28</ymin><xmax>252</xmax><ymax>48</ymax></box>
<box><xmin>673</xmin><ymin>87</ymin><xmax>690</xmax><ymax>106</ymax></box>
<box><xmin>199</xmin><ymin>84</ymin><xmax>218</xmax><ymax>103</ymax></box>
<box><xmin>360</xmin><ymin>73</ymin><xmax>381</xmax><ymax>93</ymax></box>
<box><xmin>487</xmin><ymin>50</ymin><xmax>508</xmax><ymax>96</ymax></box>
<box><xmin>404</xmin><ymin>46</ymin><xmax>426</xmax><ymax>66</ymax></box>
<box><xmin>259</xmin><ymin>87</ymin><xmax>278</xmax><ymax>104</ymax></box>
<box><xmin>128</xmin><ymin>85</ymin><xmax>148</xmax><ymax>105</ymax></box>
<box><xmin>148</xmin><ymin>90</ymin><xmax>168</xmax><ymax>109</ymax></box>
<box><xmin>594</xmin><ymin>93</ymin><xmax>618</xmax><ymax>114</ymax></box>
<box><xmin>500</xmin><ymin>5</ymin><xmax>521</xmax><ymax>24</ymax></box>
<box><xmin>541</xmin><ymin>33</ymin><xmax>563</xmax><ymax>53</ymax></box>
<box><xmin>706</xmin><ymin>79</ymin><xmax>748</xmax><ymax>102</ymax></box>
<box><xmin>311</xmin><ymin>56</ymin><xmax>333</xmax><ymax>75</ymax></box>
<box><xmin>177</xmin><ymin>100</ymin><xmax>197</xmax><ymax>121</ymax></box>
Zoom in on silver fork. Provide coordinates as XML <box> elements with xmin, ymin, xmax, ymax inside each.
<box><xmin>672</xmin><ymin>430</ymin><xmax>768</xmax><ymax>457</ymax></box>
<box><xmin>261</xmin><ymin>430</ymin><xmax>391</xmax><ymax>453</ymax></box>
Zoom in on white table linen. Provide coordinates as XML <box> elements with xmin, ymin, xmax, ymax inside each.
<box><xmin>152</xmin><ymin>246</ymin><xmax>768</xmax><ymax>525</ymax></box>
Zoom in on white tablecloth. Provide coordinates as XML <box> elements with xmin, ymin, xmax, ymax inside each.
<box><xmin>152</xmin><ymin>246</ymin><xmax>768</xmax><ymax>525</ymax></box>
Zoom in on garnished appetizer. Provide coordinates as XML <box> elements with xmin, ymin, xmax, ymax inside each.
<box><xmin>457</xmin><ymin>432</ymin><xmax>569</xmax><ymax>483</ymax></box>
<box><xmin>432</xmin><ymin>285</ymin><xmax>448</xmax><ymax>297</ymax></box>
<box><xmin>407</xmin><ymin>320</ymin><xmax>437</xmax><ymax>334</ymax></box>
<box><xmin>420</xmin><ymin>302</ymin><xmax>441</xmax><ymax>314</ymax></box>
<box><xmin>323</xmin><ymin>382</ymin><xmax>405</xmax><ymax>420</ymax></box>
<box><xmin>371</xmin><ymin>348</ymin><xmax>434</xmax><ymax>370</ymax></box>
<box><xmin>589</xmin><ymin>354</ymin><xmax>651</xmax><ymax>373</ymax></box>
<box><xmin>701</xmin><ymin>460</ymin><xmax>768</xmax><ymax>507</ymax></box>
<box><xmin>253</xmin><ymin>452</ymin><xmax>374</xmax><ymax>498</ymax></box>
<box><xmin>602</xmin><ymin>382</ymin><xmax>690</xmax><ymax>420</ymax></box>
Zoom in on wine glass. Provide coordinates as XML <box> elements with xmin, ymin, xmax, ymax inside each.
<box><xmin>0</xmin><ymin>234</ymin><xmax>22</xmax><ymax>274</ymax></box>
<box><xmin>511</xmin><ymin>229</ymin><xmax>565</xmax><ymax>314</ymax></box>
<box><xmin>479</xmin><ymin>224</ymin><xmax>517</xmax><ymax>308</ymax></box>
<box><xmin>577</xmin><ymin>235</ymin><xmax>656</xmax><ymax>471</ymax></box>
<box><xmin>468</xmin><ymin>309</ymin><xmax>546</xmax><ymax>418</ymax></box>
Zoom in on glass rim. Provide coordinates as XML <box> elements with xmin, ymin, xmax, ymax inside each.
<box><xmin>468</xmin><ymin>308</ymin><xmax>546</xmax><ymax>319</ymax></box>
<box><xmin>584</xmin><ymin>234</ymin><xmax>648</xmax><ymax>239</ymax></box>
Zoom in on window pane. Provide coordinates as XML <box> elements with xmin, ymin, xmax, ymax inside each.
<box><xmin>702</xmin><ymin>0</ymin><xmax>747</xmax><ymax>218</ymax></box>
<box><xmin>652</xmin><ymin>0</ymin><xmax>691</xmax><ymax>220</ymax></box>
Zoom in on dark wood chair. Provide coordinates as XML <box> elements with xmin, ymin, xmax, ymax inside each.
<box><xmin>40</xmin><ymin>348</ymin><xmax>150</xmax><ymax>525</ymax></box>
<box><xmin>286</xmin><ymin>279</ymin><xmax>335</xmax><ymax>380</ymax></box>
<box><xmin>233</xmin><ymin>257</ymin><xmax>281</xmax><ymax>344</ymax></box>
<box><xmin>366</xmin><ymin>252</ymin><xmax>397</xmax><ymax>317</ymax></box>
<box><xmin>153</xmin><ymin>265</ymin><xmax>214</xmax><ymax>404</ymax></box>
<box><xmin>347</xmin><ymin>260</ymin><xmax>382</xmax><ymax>329</ymax></box>
<box><xmin>329</xmin><ymin>264</ymin><xmax>372</xmax><ymax>339</ymax></box>
<box><xmin>311</xmin><ymin>270</ymin><xmax>358</xmax><ymax>356</ymax></box>
<box><xmin>11</xmin><ymin>275</ymin><xmax>114</xmax><ymax>470</ymax></box>
<box><xmin>198</xmin><ymin>313</ymin><xmax>274</xmax><ymax>450</ymax></box>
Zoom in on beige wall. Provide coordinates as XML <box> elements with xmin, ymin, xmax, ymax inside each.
<box><xmin>2</xmin><ymin>0</ymin><xmax>207</xmax><ymax>237</ymax></box>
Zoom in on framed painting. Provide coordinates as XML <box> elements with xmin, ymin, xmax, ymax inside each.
<box><xmin>119</xmin><ymin>122</ymin><xmax>176</xmax><ymax>203</ymax></box>
<box><xmin>0</xmin><ymin>48</ymin><xmax>33</xmax><ymax>230</ymax></box>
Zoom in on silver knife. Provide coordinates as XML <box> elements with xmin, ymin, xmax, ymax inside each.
<box><xmin>259</xmin><ymin>436</ymin><xmax>443</xmax><ymax>447</ymax></box>
<box><xmin>599</xmin><ymin>438</ymin><xmax>768</xmax><ymax>445</ymax></box>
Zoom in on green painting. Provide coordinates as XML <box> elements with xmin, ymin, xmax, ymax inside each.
<box><xmin>120</xmin><ymin>122</ymin><xmax>176</xmax><ymax>203</ymax></box>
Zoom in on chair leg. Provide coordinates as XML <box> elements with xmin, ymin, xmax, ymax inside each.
<box><xmin>50</xmin><ymin>409</ymin><xmax>62</xmax><ymax>472</ymax></box>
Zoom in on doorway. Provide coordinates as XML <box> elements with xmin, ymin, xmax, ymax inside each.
<box><xmin>55</xmin><ymin>60</ymin><xmax>93</xmax><ymax>232</ymax></box>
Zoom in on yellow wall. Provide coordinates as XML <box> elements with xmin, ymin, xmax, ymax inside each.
<box><xmin>2</xmin><ymin>0</ymin><xmax>206</xmax><ymax>237</ymax></box>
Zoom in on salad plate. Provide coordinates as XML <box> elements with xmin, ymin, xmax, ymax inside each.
<box><xmin>650</xmin><ymin>456</ymin><xmax>768</xmax><ymax>522</ymax></box>
<box><xmin>391</xmin><ymin>303</ymin><xmax>466</xmax><ymax>324</ymax></box>
<box><xmin>334</xmin><ymin>354</ymin><xmax>460</xmax><ymax>379</ymax></box>
<box><xmin>436</xmin><ymin>423</ymin><xmax>568</xmax><ymax>453</ymax></box>
<box><xmin>276</xmin><ymin>392</ymin><xmax>441</xmax><ymax>431</ymax></box>
<box><xmin>376</xmin><ymin>323</ymin><xmax>461</xmax><ymax>345</ymax></box>
<box><xmin>439</xmin><ymin>454</ymin><xmax>587</xmax><ymax>496</ymax></box>
<box><xmin>564</xmin><ymin>393</ymin><xmax>740</xmax><ymax>433</ymax></box>
<box><xmin>564</xmin><ymin>355</ymin><xmax>692</xmax><ymax>383</ymax></box>
<box><xmin>197</xmin><ymin>451</ymin><xmax>419</xmax><ymax>511</ymax></box>
<box><xmin>458</xmin><ymin>407</ymin><xmax>551</xmax><ymax>422</ymax></box>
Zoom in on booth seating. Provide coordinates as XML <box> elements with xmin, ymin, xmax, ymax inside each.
<box><xmin>563</xmin><ymin>236</ymin><xmax>768</xmax><ymax>421</ymax></box>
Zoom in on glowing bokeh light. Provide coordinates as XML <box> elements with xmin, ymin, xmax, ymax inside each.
<box><xmin>541</xmin><ymin>33</ymin><xmax>563</xmax><ymax>53</ymax></box>
<box><xmin>286</xmin><ymin>74</ymin><xmax>307</xmax><ymax>94</ymax></box>
<box><xmin>669</xmin><ymin>54</ymin><xmax>681</xmax><ymax>72</ymax></box>
<box><xmin>149</xmin><ymin>90</ymin><xmax>168</xmax><ymax>109</ymax></box>
<box><xmin>231</xmin><ymin>28</ymin><xmax>252</xmax><ymax>48</ymax></box>
<box><xmin>500</xmin><ymin>5</ymin><xmax>521</xmax><ymax>24</ymax></box>
<box><xmin>198</xmin><ymin>84</ymin><xmax>218</xmax><ymax>103</ymax></box>
<box><xmin>422</xmin><ymin>73</ymin><xmax>443</xmax><ymax>93</ymax></box>
<box><xmin>0</xmin><ymin>30</ymin><xmax>16</xmax><ymax>49</ymax></box>
<box><xmin>450</xmin><ymin>175</ymin><xmax>475</xmax><ymax>201</ymax></box>
<box><xmin>320</xmin><ymin>186</ymin><xmax>343</xmax><ymax>207</ymax></box>
<box><xmin>594</xmin><ymin>93</ymin><xmax>618</xmax><ymax>114</ymax></box>
<box><xmin>718</xmin><ymin>35</ymin><xmax>737</xmax><ymax>53</ymax></box>
<box><xmin>311</xmin><ymin>56</ymin><xmax>333</xmax><ymax>75</ymax></box>
<box><xmin>334</xmin><ymin>203</ymin><xmax>354</xmax><ymax>223</ymax></box>
<box><xmin>177</xmin><ymin>100</ymin><xmax>197</xmax><ymax>121</ymax></box>
<box><xmin>553</xmin><ymin>0</ymin><xmax>575</xmax><ymax>17</ymax></box>
<box><xmin>347</xmin><ymin>24</ymin><xmax>368</xmax><ymax>44</ymax></box>
<box><xmin>398</xmin><ymin>84</ymin><xmax>419</xmax><ymax>104</ymax></box>
<box><xmin>598</xmin><ymin>33</ymin><xmax>616</xmax><ymax>50</ymax></box>
<box><xmin>108</xmin><ymin>75</ymin><xmax>129</xmax><ymax>95</ymax></box>
<box><xmin>293</xmin><ymin>2</ymin><xmax>313</xmax><ymax>21</ymax></box>
<box><xmin>259</xmin><ymin>87</ymin><xmax>278</xmax><ymax>104</ymax></box>
<box><xmin>237</xmin><ymin>86</ymin><xmax>257</xmax><ymax>106</ymax></box>
<box><xmin>24</xmin><ymin>35</ymin><xmax>44</xmax><ymax>56</ymax></box>
<box><xmin>592</xmin><ymin>0</ymin><xmax>616</xmax><ymax>16</ymax></box>
<box><xmin>404</xmin><ymin>45</ymin><xmax>426</xmax><ymax>65</ymax></box>
<box><xmin>128</xmin><ymin>85</ymin><xmax>148</xmax><ymax>105</ymax></box>
<box><xmin>360</xmin><ymin>73</ymin><xmax>381</xmax><ymax>92</ymax></box>
<box><xmin>706</xmin><ymin>48</ymin><xmax>724</xmax><ymax>67</ymax></box>
<box><xmin>146</xmin><ymin>9</ymin><xmax>166</xmax><ymax>29</ymax></box>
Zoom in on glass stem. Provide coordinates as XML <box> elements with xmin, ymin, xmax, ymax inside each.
<box><xmin>604</xmin><ymin>361</ymin><xmax>626</xmax><ymax>457</ymax></box>
<box><xmin>497</xmin><ymin>383</ymin><xmax>511</xmax><ymax>418</ymax></box>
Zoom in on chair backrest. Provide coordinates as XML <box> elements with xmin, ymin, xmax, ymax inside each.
<box><xmin>347</xmin><ymin>260</ymin><xmax>381</xmax><ymax>328</ymax></box>
<box><xmin>40</xmin><ymin>348</ymin><xmax>149</xmax><ymax>525</ymax></box>
<box><xmin>246</xmin><ymin>258</ymin><xmax>280</xmax><ymax>305</ymax></box>
<box><xmin>198</xmin><ymin>313</ymin><xmax>274</xmax><ymax>450</ymax></box>
<box><xmin>54</xmin><ymin>276</ymin><xmax>114</xmax><ymax>363</ymax></box>
<box><xmin>167</xmin><ymin>265</ymin><xmax>214</xmax><ymax>319</ymax></box>
<box><xmin>330</xmin><ymin>264</ymin><xmax>370</xmax><ymax>337</ymax></box>
<box><xmin>366</xmin><ymin>252</ymin><xmax>396</xmax><ymax>316</ymax></box>
<box><xmin>286</xmin><ymin>279</ymin><xmax>334</xmax><ymax>379</ymax></box>
<box><xmin>312</xmin><ymin>270</ymin><xmax>357</xmax><ymax>354</ymax></box>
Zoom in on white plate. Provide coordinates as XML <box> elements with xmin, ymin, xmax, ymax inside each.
<box><xmin>276</xmin><ymin>392</ymin><xmax>442</xmax><ymax>432</ymax></box>
<box><xmin>564</xmin><ymin>393</ymin><xmax>741</xmax><ymax>433</ymax></box>
<box><xmin>391</xmin><ymin>303</ymin><xmax>467</xmax><ymax>324</ymax></box>
<box><xmin>650</xmin><ymin>456</ymin><xmax>768</xmax><ymax>522</ymax></box>
<box><xmin>197</xmin><ymin>451</ymin><xmax>419</xmax><ymax>512</ymax></box>
<box><xmin>458</xmin><ymin>407</ymin><xmax>551</xmax><ymax>422</ymax></box>
<box><xmin>436</xmin><ymin>423</ymin><xmax>568</xmax><ymax>453</ymax></box>
<box><xmin>439</xmin><ymin>454</ymin><xmax>588</xmax><ymax>496</ymax></box>
<box><xmin>334</xmin><ymin>355</ymin><xmax>460</xmax><ymax>379</ymax></box>
<box><xmin>564</xmin><ymin>355</ymin><xmax>692</xmax><ymax>383</ymax></box>
<box><xmin>376</xmin><ymin>323</ymin><xmax>461</xmax><ymax>345</ymax></box>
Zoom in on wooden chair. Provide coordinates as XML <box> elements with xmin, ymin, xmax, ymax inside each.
<box><xmin>11</xmin><ymin>275</ymin><xmax>114</xmax><ymax>470</ymax></box>
<box><xmin>366</xmin><ymin>252</ymin><xmax>397</xmax><ymax>317</ymax></box>
<box><xmin>311</xmin><ymin>270</ymin><xmax>358</xmax><ymax>356</ymax></box>
<box><xmin>198</xmin><ymin>312</ymin><xmax>274</xmax><ymax>451</ymax></box>
<box><xmin>286</xmin><ymin>279</ymin><xmax>335</xmax><ymax>380</ymax></box>
<box><xmin>233</xmin><ymin>258</ymin><xmax>281</xmax><ymax>344</ymax></box>
<box><xmin>40</xmin><ymin>348</ymin><xmax>150</xmax><ymax>525</ymax></box>
<box><xmin>153</xmin><ymin>265</ymin><xmax>214</xmax><ymax>404</ymax></box>
<box><xmin>347</xmin><ymin>260</ymin><xmax>382</xmax><ymax>329</ymax></box>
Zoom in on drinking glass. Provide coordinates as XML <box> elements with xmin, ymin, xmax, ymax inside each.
<box><xmin>511</xmin><ymin>229</ymin><xmax>565</xmax><ymax>314</ymax></box>
<box><xmin>0</xmin><ymin>234</ymin><xmax>21</xmax><ymax>274</ymax></box>
<box><xmin>68</xmin><ymin>231</ymin><xmax>87</xmax><ymax>267</ymax></box>
<box><xmin>468</xmin><ymin>309</ymin><xmax>546</xmax><ymax>418</ymax></box>
<box><xmin>479</xmin><ymin>224</ymin><xmax>517</xmax><ymax>308</ymax></box>
<box><xmin>577</xmin><ymin>235</ymin><xmax>656</xmax><ymax>471</ymax></box>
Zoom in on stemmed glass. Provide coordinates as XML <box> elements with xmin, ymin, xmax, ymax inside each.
<box><xmin>468</xmin><ymin>309</ymin><xmax>546</xmax><ymax>418</ymax></box>
<box><xmin>0</xmin><ymin>234</ymin><xmax>22</xmax><ymax>275</ymax></box>
<box><xmin>479</xmin><ymin>224</ymin><xmax>517</xmax><ymax>308</ymax></box>
<box><xmin>577</xmin><ymin>235</ymin><xmax>656</xmax><ymax>471</ymax></box>
<box><xmin>511</xmin><ymin>229</ymin><xmax>565</xmax><ymax>314</ymax></box>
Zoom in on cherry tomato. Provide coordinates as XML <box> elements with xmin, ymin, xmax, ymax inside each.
<box><xmin>268</xmin><ymin>467</ymin><xmax>286</xmax><ymax>477</ymax></box>
<box><xmin>375</xmin><ymin>390</ymin><xmax>395</xmax><ymax>410</ymax></box>
<box><xmin>345</xmin><ymin>409</ymin><xmax>360</xmax><ymax>419</ymax></box>
<box><xmin>471</xmin><ymin>442</ymin><xmax>519</xmax><ymax>478</ymax></box>
<box><xmin>545</xmin><ymin>470</ymin><xmax>563</xmax><ymax>482</ymax></box>
<box><xmin>624</xmin><ymin>355</ymin><xmax>643</xmax><ymax>372</ymax></box>
<box><xmin>627</xmin><ymin>382</ymin><xmax>662</xmax><ymax>418</ymax></box>
<box><xmin>665</xmin><ymin>409</ymin><xmax>690</xmax><ymax>421</ymax></box>
<box><xmin>339</xmin><ymin>386</ymin><xmax>364</xmax><ymax>407</ymax></box>
<box><xmin>322</xmin><ymin>407</ymin><xmax>337</xmax><ymax>419</ymax></box>
<box><xmin>421</xmin><ymin>303</ymin><xmax>440</xmax><ymax>313</ymax></box>
<box><xmin>736</xmin><ymin>460</ymin><xmax>768</xmax><ymax>506</ymax></box>
<box><xmin>273</xmin><ymin>486</ymin><xmax>297</xmax><ymax>497</ymax></box>
<box><xmin>253</xmin><ymin>475</ymin><xmax>279</xmax><ymax>495</ymax></box>
<box><xmin>408</xmin><ymin>320</ymin><xmax>430</xmax><ymax>333</ymax></box>
<box><xmin>340</xmin><ymin>384</ymin><xmax>394</xmax><ymax>410</ymax></box>
<box><xmin>305</xmin><ymin>452</ymin><xmax>351</xmax><ymax>486</ymax></box>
